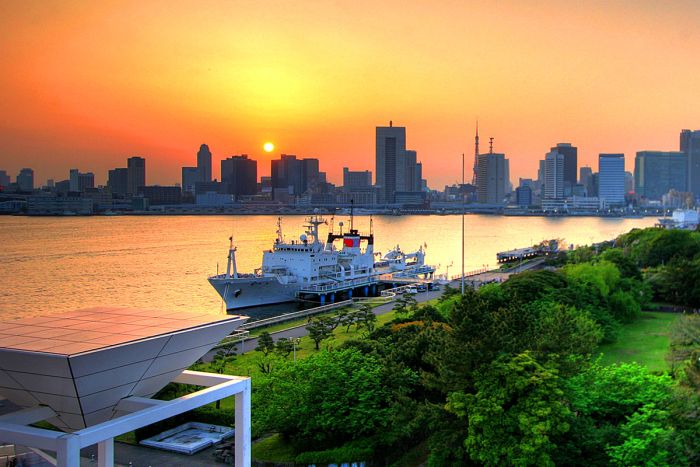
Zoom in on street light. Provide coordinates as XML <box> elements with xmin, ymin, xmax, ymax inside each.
<box><xmin>445</xmin><ymin>261</ymin><xmax>453</xmax><ymax>281</ymax></box>
<box><xmin>289</xmin><ymin>337</ymin><xmax>301</xmax><ymax>363</ymax></box>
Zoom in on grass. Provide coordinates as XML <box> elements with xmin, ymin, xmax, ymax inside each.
<box><xmin>251</xmin><ymin>434</ymin><xmax>296</xmax><ymax>462</ymax></box>
<box><xmin>597</xmin><ymin>311</ymin><xmax>679</xmax><ymax>372</ymax></box>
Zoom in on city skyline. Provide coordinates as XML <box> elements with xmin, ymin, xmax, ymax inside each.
<box><xmin>2</xmin><ymin>1</ymin><xmax>700</xmax><ymax>187</ymax></box>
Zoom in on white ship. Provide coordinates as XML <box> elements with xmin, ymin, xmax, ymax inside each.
<box><xmin>208</xmin><ymin>215</ymin><xmax>433</xmax><ymax>310</ymax></box>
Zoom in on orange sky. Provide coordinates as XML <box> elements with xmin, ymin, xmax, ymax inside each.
<box><xmin>2</xmin><ymin>0</ymin><xmax>700</xmax><ymax>188</ymax></box>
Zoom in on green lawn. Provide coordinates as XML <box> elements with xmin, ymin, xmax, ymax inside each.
<box><xmin>597</xmin><ymin>311</ymin><xmax>678</xmax><ymax>372</ymax></box>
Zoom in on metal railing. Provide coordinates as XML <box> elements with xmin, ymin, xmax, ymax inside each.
<box><xmin>451</xmin><ymin>267</ymin><xmax>490</xmax><ymax>280</ymax></box>
<box><xmin>238</xmin><ymin>300</ymin><xmax>353</xmax><ymax>331</ymax></box>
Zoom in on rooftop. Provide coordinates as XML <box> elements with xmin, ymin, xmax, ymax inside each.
<box><xmin>0</xmin><ymin>307</ymin><xmax>244</xmax><ymax>356</ymax></box>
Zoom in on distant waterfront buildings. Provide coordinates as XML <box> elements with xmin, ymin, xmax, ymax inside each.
<box><xmin>181</xmin><ymin>167</ymin><xmax>198</xmax><ymax>194</ymax></box>
<box><xmin>515</xmin><ymin>185</ymin><xmax>532</xmax><ymax>206</ymax></box>
<box><xmin>69</xmin><ymin>169</ymin><xmax>94</xmax><ymax>193</ymax></box>
<box><xmin>579</xmin><ymin>166</ymin><xmax>594</xmax><ymax>196</ymax></box>
<box><xmin>0</xmin><ymin>170</ymin><xmax>10</xmax><ymax>189</ymax></box>
<box><xmin>107</xmin><ymin>168</ymin><xmax>129</xmax><ymax>195</ymax></box>
<box><xmin>16</xmin><ymin>168</ymin><xmax>34</xmax><ymax>192</ymax></box>
<box><xmin>197</xmin><ymin>144</ymin><xmax>212</xmax><ymax>183</ymax></box>
<box><xmin>476</xmin><ymin>152</ymin><xmax>507</xmax><ymax>204</ymax></box>
<box><xmin>270</xmin><ymin>154</ymin><xmax>325</xmax><ymax>200</ymax></box>
<box><xmin>634</xmin><ymin>151</ymin><xmax>686</xmax><ymax>200</ymax></box>
<box><xmin>221</xmin><ymin>155</ymin><xmax>257</xmax><ymax>197</ymax></box>
<box><xmin>680</xmin><ymin>129</ymin><xmax>700</xmax><ymax>198</ymax></box>
<box><xmin>342</xmin><ymin>168</ymin><xmax>372</xmax><ymax>190</ymax></box>
<box><xmin>544</xmin><ymin>150</ymin><xmax>565</xmax><ymax>199</ymax></box>
<box><xmin>598</xmin><ymin>154</ymin><xmax>626</xmax><ymax>206</ymax></box>
<box><xmin>138</xmin><ymin>186</ymin><xmax>181</xmax><ymax>205</ymax></box>
<box><xmin>127</xmin><ymin>157</ymin><xmax>146</xmax><ymax>196</ymax></box>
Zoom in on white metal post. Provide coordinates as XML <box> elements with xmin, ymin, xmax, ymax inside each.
<box><xmin>98</xmin><ymin>437</ymin><xmax>114</xmax><ymax>467</ymax></box>
<box><xmin>234</xmin><ymin>379</ymin><xmax>251</xmax><ymax>467</ymax></box>
<box><xmin>56</xmin><ymin>434</ymin><xmax>80</xmax><ymax>467</ymax></box>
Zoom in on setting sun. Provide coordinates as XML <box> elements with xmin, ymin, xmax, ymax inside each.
<box><xmin>263</xmin><ymin>142</ymin><xmax>275</xmax><ymax>153</ymax></box>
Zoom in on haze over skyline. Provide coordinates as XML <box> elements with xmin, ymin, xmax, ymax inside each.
<box><xmin>2</xmin><ymin>0</ymin><xmax>700</xmax><ymax>187</ymax></box>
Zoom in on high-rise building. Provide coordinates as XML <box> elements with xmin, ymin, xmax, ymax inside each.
<box><xmin>181</xmin><ymin>167</ymin><xmax>198</xmax><ymax>194</ymax></box>
<box><xmin>69</xmin><ymin>169</ymin><xmax>94</xmax><ymax>193</ymax></box>
<box><xmin>544</xmin><ymin>151</ymin><xmax>565</xmax><ymax>199</ymax></box>
<box><xmin>197</xmin><ymin>144</ymin><xmax>212</xmax><ymax>183</ymax></box>
<box><xmin>680</xmin><ymin>129</ymin><xmax>700</xmax><ymax>198</ymax></box>
<box><xmin>108</xmin><ymin>168</ymin><xmax>129</xmax><ymax>195</ymax></box>
<box><xmin>376</xmin><ymin>124</ymin><xmax>405</xmax><ymax>203</ymax></box>
<box><xmin>221</xmin><ymin>155</ymin><xmax>257</xmax><ymax>197</ymax></box>
<box><xmin>476</xmin><ymin>152</ymin><xmax>506</xmax><ymax>204</ymax></box>
<box><xmin>625</xmin><ymin>171</ymin><xmax>634</xmax><ymax>194</ymax></box>
<box><xmin>598</xmin><ymin>154</ymin><xmax>626</xmax><ymax>206</ymax></box>
<box><xmin>0</xmin><ymin>170</ymin><xmax>10</xmax><ymax>189</ymax></box>
<box><xmin>375</xmin><ymin>123</ymin><xmax>422</xmax><ymax>203</ymax></box>
<box><xmin>16</xmin><ymin>168</ymin><xmax>34</xmax><ymax>192</ymax></box>
<box><xmin>550</xmin><ymin>143</ymin><xmax>577</xmax><ymax>194</ymax></box>
<box><xmin>343</xmin><ymin>168</ymin><xmax>372</xmax><ymax>191</ymax></box>
<box><xmin>634</xmin><ymin>151</ymin><xmax>686</xmax><ymax>200</ymax></box>
<box><xmin>127</xmin><ymin>157</ymin><xmax>146</xmax><ymax>195</ymax></box>
<box><xmin>301</xmin><ymin>158</ymin><xmax>320</xmax><ymax>193</ymax></box>
<box><xmin>579</xmin><ymin>166</ymin><xmax>593</xmax><ymax>196</ymax></box>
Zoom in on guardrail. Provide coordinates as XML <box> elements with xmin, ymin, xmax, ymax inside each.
<box><xmin>451</xmin><ymin>267</ymin><xmax>490</xmax><ymax>280</ymax></box>
<box><xmin>238</xmin><ymin>300</ymin><xmax>353</xmax><ymax>331</ymax></box>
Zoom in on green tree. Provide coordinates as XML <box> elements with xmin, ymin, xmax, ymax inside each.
<box><xmin>307</xmin><ymin>316</ymin><xmax>334</xmax><ymax>350</ymax></box>
<box><xmin>607</xmin><ymin>290</ymin><xmax>641</xmax><ymax>324</ymax></box>
<box><xmin>562</xmin><ymin>260</ymin><xmax>620</xmax><ymax>297</ymax></box>
<box><xmin>255</xmin><ymin>331</ymin><xmax>275</xmax><ymax>356</ymax></box>
<box><xmin>274</xmin><ymin>338</ymin><xmax>294</xmax><ymax>358</ymax></box>
<box><xmin>446</xmin><ymin>352</ymin><xmax>571</xmax><ymax>466</ymax></box>
<box><xmin>355</xmin><ymin>304</ymin><xmax>377</xmax><ymax>333</ymax></box>
<box><xmin>254</xmin><ymin>348</ymin><xmax>416</xmax><ymax>450</ymax></box>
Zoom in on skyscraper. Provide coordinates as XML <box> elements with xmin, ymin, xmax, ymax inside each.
<box><xmin>550</xmin><ymin>143</ymin><xmax>577</xmax><ymax>193</ymax></box>
<box><xmin>127</xmin><ymin>156</ymin><xmax>146</xmax><ymax>195</ymax></box>
<box><xmin>680</xmin><ymin>129</ymin><xmax>700</xmax><ymax>198</ymax></box>
<box><xmin>634</xmin><ymin>151</ymin><xmax>687</xmax><ymax>200</ymax></box>
<box><xmin>598</xmin><ymin>154</ymin><xmax>625</xmax><ymax>206</ymax></box>
<box><xmin>16</xmin><ymin>168</ymin><xmax>34</xmax><ymax>192</ymax></box>
<box><xmin>221</xmin><ymin>155</ymin><xmax>257</xmax><ymax>197</ymax></box>
<box><xmin>476</xmin><ymin>152</ymin><xmax>506</xmax><ymax>204</ymax></box>
<box><xmin>197</xmin><ymin>144</ymin><xmax>212</xmax><ymax>183</ymax></box>
<box><xmin>376</xmin><ymin>123</ymin><xmax>405</xmax><ymax>203</ymax></box>
<box><xmin>544</xmin><ymin>151</ymin><xmax>565</xmax><ymax>199</ymax></box>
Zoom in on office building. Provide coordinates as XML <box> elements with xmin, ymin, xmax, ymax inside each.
<box><xmin>476</xmin><ymin>152</ymin><xmax>506</xmax><ymax>204</ymax></box>
<box><xmin>197</xmin><ymin>144</ymin><xmax>212</xmax><ymax>183</ymax></box>
<box><xmin>342</xmin><ymin>168</ymin><xmax>372</xmax><ymax>191</ymax></box>
<box><xmin>544</xmin><ymin>151</ymin><xmax>565</xmax><ymax>199</ymax></box>
<box><xmin>127</xmin><ymin>157</ymin><xmax>146</xmax><ymax>195</ymax></box>
<box><xmin>634</xmin><ymin>151</ymin><xmax>686</xmax><ymax>200</ymax></box>
<box><xmin>598</xmin><ymin>154</ymin><xmax>625</xmax><ymax>206</ymax></box>
<box><xmin>221</xmin><ymin>155</ymin><xmax>257</xmax><ymax>197</ymax></box>
<box><xmin>680</xmin><ymin>129</ymin><xmax>700</xmax><ymax>198</ymax></box>
<box><xmin>515</xmin><ymin>185</ymin><xmax>532</xmax><ymax>206</ymax></box>
<box><xmin>0</xmin><ymin>170</ymin><xmax>10</xmax><ymax>188</ymax></box>
<box><xmin>579</xmin><ymin>166</ymin><xmax>593</xmax><ymax>196</ymax></box>
<box><xmin>139</xmin><ymin>186</ymin><xmax>182</xmax><ymax>205</ymax></box>
<box><xmin>108</xmin><ymin>168</ymin><xmax>129</xmax><ymax>195</ymax></box>
<box><xmin>375</xmin><ymin>123</ymin><xmax>423</xmax><ymax>203</ymax></box>
<box><xmin>551</xmin><ymin>143</ymin><xmax>577</xmax><ymax>194</ymax></box>
<box><xmin>181</xmin><ymin>167</ymin><xmax>199</xmax><ymax>194</ymax></box>
<box><xmin>16</xmin><ymin>168</ymin><xmax>34</xmax><ymax>192</ymax></box>
<box><xmin>270</xmin><ymin>154</ymin><xmax>324</xmax><ymax>198</ymax></box>
<box><xmin>69</xmin><ymin>169</ymin><xmax>94</xmax><ymax>193</ymax></box>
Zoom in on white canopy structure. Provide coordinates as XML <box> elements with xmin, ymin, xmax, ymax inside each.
<box><xmin>0</xmin><ymin>307</ymin><xmax>250</xmax><ymax>467</ymax></box>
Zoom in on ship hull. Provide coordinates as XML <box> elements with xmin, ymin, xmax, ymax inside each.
<box><xmin>208</xmin><ymin>275</ymin><xmax>300</xmax><ymax>310</ymax></box>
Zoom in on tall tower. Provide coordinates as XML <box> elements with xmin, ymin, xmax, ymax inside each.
<box><xmin>376</xmin><ymin>123</ymin><xmax>407</xmax><ymax>203</ymax></box>
<box><xmin>472</xmin><ymin>121</ymin><xmax>479</xmax><ymax>185</ymax></box>
<box><xmin>127</xmin><ymin>156</ymin><xmax>146</xmax><ymax>196</ymax></box>
<box><xmin>197</xmin><ymin>144</ymin><xmax>212</xmax><ymax>183</ymax></box>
